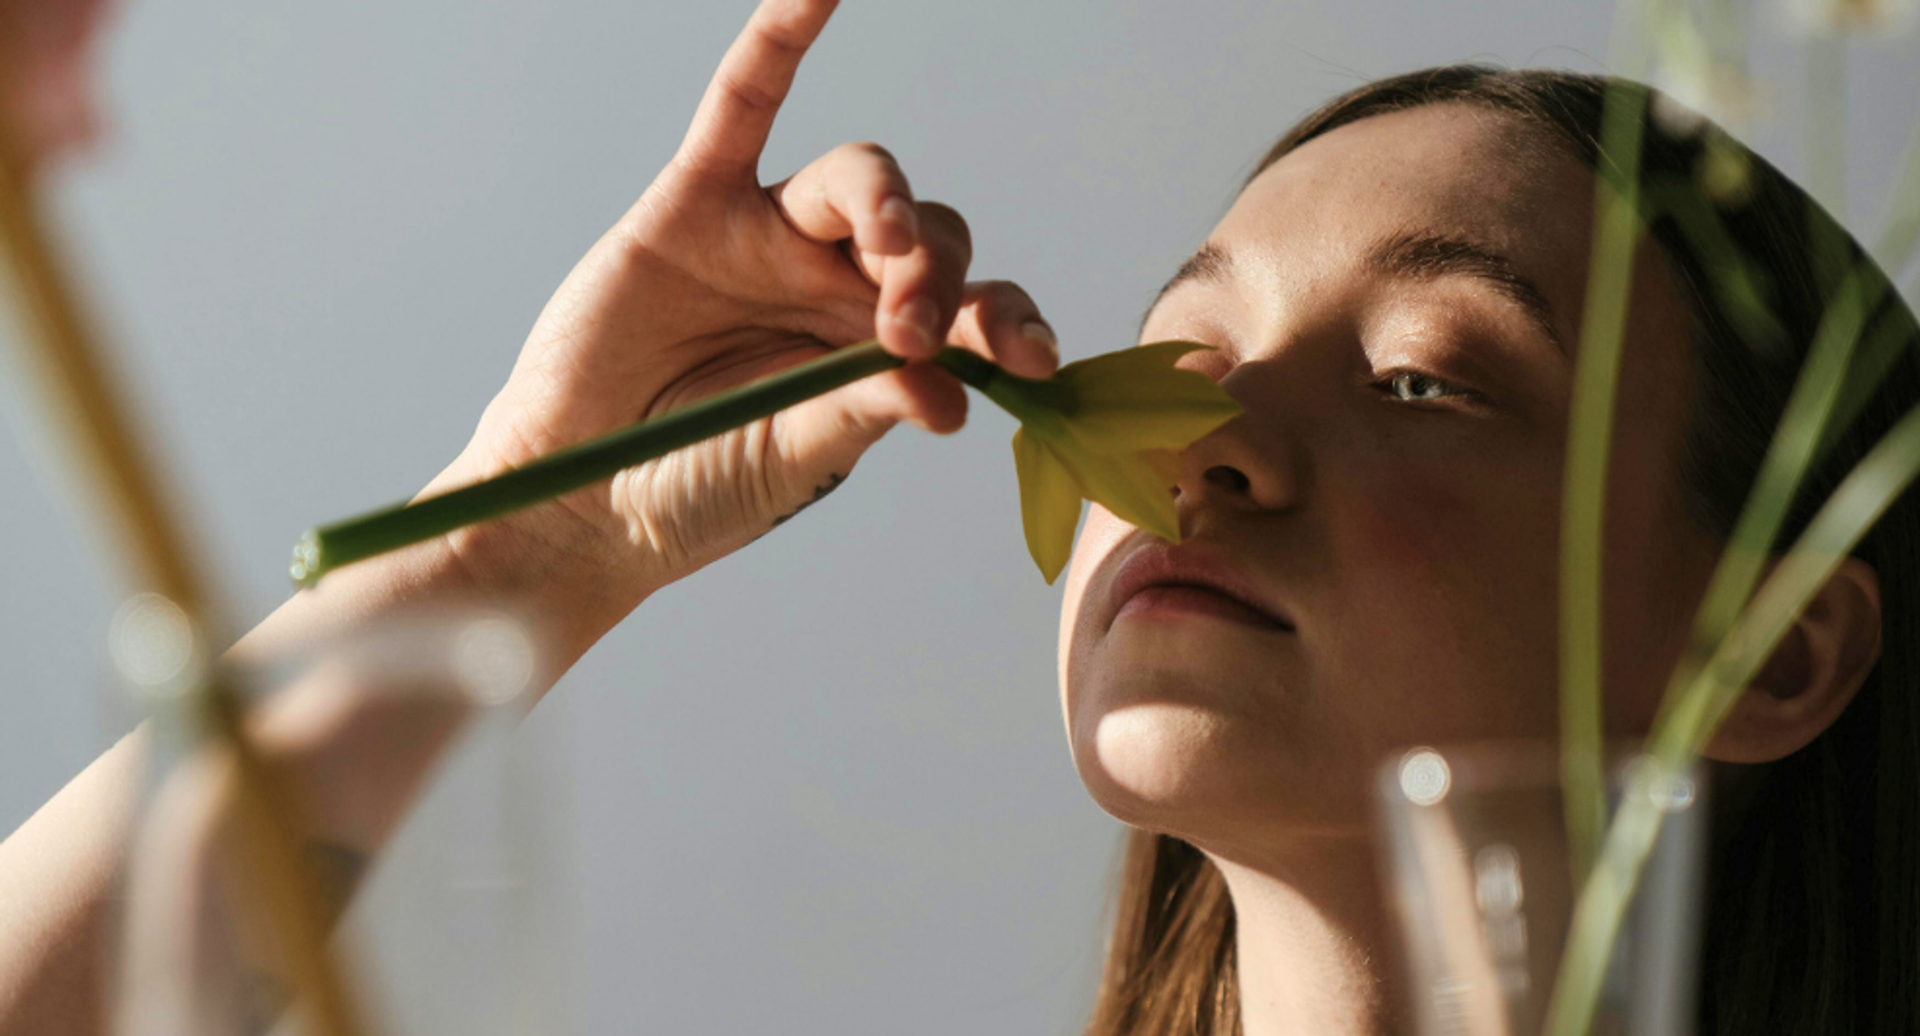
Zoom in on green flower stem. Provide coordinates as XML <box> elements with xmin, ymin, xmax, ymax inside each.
<box><xmin>934</xmin><ymin>345</ymin><xmax>1000</xmax><ymax>392</ymax></box>
<box><xmin>1560</xmin><ymin>77</ymin><xmax>1650</xmax><ymax>887</ymax></box>
<box><xmin>1644</xmin><ymin>175</ymin><xmax>1786</xmax><ymax>349</ymax></box>
<box><xmin>1676</xmin><ymin>406</ymin><xmax>1920</xmax><ymax>753</ymax></box>
<box><xmin>1818</xmin><ymin>300</ymin><xmax>1914</xmax><ymax>461</ymax></box>
<box><xmin>1547</xmin><ymin>396</ymin><xmax>1920</xmax><ymax>1036</ymax></box>
<box><xmin>1549</xmin><ymin>253</ymin><xmax>1880</xmax><ymax>1036</ymax></box>
<box><xmin>1653</xmin><ymin>261</ymin><xmax>1877</xmax><ymax>730</ymax></box>
<box><xmin>294</xmin><ymin>340</ymin><xmax>989</xmax><ymax>587</ymax></box>
<box><xmin>1546</xmin><ymin>232</ymin><xmax>1880</xmax><ymax>1036</ymax></box>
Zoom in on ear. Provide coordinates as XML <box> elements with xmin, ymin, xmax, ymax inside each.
<box><xmin>1703</xmin><ymin>557</ymin><xmax>1883</xmax><ymax>764</ymax></box>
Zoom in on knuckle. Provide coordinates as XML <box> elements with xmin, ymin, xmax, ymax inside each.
<box><xmin>722</xmin><ymin>70</ymin><xmax>781</xmax><ymax>114</ymax></box>
<box><xmin>975</xmin><ymin>279</ymin><xmax>1035</xmax><ymax>312</ymax></box>
<box><xmin>842</xmin><ymin>140</ymin><xmax>900</xmax><ymax>167</ymax></box>
<box><xmin>915</xmin><ymin>201</ymin><xmax>972</xmax><ymax>253</ymax></box>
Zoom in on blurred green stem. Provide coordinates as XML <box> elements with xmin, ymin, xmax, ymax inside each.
<box><xmin>1560</xmin><ymin>78</ymin><xmax>1649</xmax><ymax>886</ymax></box>
<box><xmin>0</xmin><ymin>138</ymin><xmax>363</xmax><ymax>1034</ymax></box>
<box><xmin>1656</xmin><ymin>265</ymin><xmax>1876</xmax><ymax>726</ymax></box>
<box><xmin>1549</xmin><ymin>393</ymin><xmax>1920</xmax><ymax>1036</ymax></box>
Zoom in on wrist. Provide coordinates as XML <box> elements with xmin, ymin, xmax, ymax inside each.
<box><xmin>236</xmin><ymin>453</ymin><xmax>647</xmax><ymax>693</ymax></box>
<box><xmin>427</xmin><ymin>448</ymin><xmax>651</xmax><ymax>666</ymax></box>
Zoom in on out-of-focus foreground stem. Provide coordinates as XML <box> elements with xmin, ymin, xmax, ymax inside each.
<box><xmin>1559</xmin><ymin>75</ymin><xmax>1650</xmax><ymax>886</ymax></box>
<box><xmin>0</xmin><ymin>137</ymin><xmax>363</xmax><ymax>1035</ymax></box>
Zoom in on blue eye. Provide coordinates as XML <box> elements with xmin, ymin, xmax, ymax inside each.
<box><xmin>1384</xmin><ymin>371</ymin><xmax>1463</xmax><ymax>402</ymax></box>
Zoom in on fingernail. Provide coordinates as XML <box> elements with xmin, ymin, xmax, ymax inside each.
<box><xmin>1021</xmin><ymin>320</ymin><xmax>1058</xmax><ymax>358</ymax></box>
<box><xmin>880</xmin><ymin>196</ymin><xmax>919</xmax><ymax>244</ymax></box>
<box><xmin>893</xmin><ymin>297</ymin><xmax>940</xmax><ymax>354</ymax></box>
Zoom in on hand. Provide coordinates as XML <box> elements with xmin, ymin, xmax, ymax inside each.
<box><xmin>438</xmin><ymin>0</ymin><xmax>1058</xmax><ymax>616</ymax></box>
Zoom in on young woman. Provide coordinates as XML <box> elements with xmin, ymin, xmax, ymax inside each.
<box><xmin>1</xmin><ymin>1</ymin><xmax>1914</xmax><ymax>1033</ymax></box>
<box><xmin>1074</xmin><ymin>69</ymin><xmax>1920</xmax><ymax>1036</ymax></box>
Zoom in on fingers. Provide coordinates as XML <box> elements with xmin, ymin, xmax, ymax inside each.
<box><xmin>765</xmin><ymin>143</ymin><xmax>961</xmax><ymax>361</ymax></box>
<box><xmin>949</xmin><ymin>280</ymin><xmax>1060</xmax><ymax>381</ymax></box>
<box><xmin>869</xmin><ymin>201</ymin><xmax>972</xmax><ymax>361</ymax></box>
<box><xmin>841</xmin><ymin>361</ymin><xmax>972</xmax><ymax>438</ymax></box>
<box><xmin>806</xmin><ymin>279</ymin><xmax>1057</xmax><ymax>462</ymax></box>
<box><xmin>675</xmin><ymin>0</ymin><xmax>840</xmax><ymax>181</ymax></box>
<box><xmin>800</xmin><ymin>279</ymin><xmax>1060</xmax><ymax>450</ymax></box>
<box><xmin>769</xmin><ymin>144</ymin><xmax>1057</xmax><ymax>378</ymax></box>
<box><xmin>767</xmin><ymin>141</ymin><xmax>919</xmax><ymax>258</ymax></box>
<box><xmin>774</xmin><ymin>361</ymin><xmax>970</xmax><ymax>512</ymax></box>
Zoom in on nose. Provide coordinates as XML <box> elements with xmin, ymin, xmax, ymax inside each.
<box><xmin>1173</xmin><ymin>382</ymin><xmax>1299</xmax><ymax>520</ymax></box>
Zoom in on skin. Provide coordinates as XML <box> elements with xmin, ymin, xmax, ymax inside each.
<box><xmin>1061</xmin><ymin>104</ymin><xmax>1717</xmax><ymax>855</ymax></box>
<box><xmin>0</xmin><ymin>1</ymin><xmax>1055</xmax><ymax>1030</ymax></box>
<box><xmin>1058</xmin><ymin>104</ymin><xmax>1882</xmax><ymax>1032</ymax></box>
<box><xmin>0</xmin><ymin>1</ymin><xmax>1888</xmax><ymax>1033</ymax></box>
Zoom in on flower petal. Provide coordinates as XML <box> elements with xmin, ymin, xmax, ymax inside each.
<box><xmin>1058</xmin><ymin>448</ymin><xmax>1182</xmax><ymax>544</ymax></box>
<box><xmin>982</xmin><ymin>343</ymin><xmax>1239</xmax><ymax>580</ymax></box>
<box><xmin>1141</xmin><ymin>447</ymin><xmax>1183</xmax><ymax>486</ymax></box>
<box><xmin>1012</xmin><ymin>427</ymin><xmax>1085</xmax><ymax>584</ymax></box>
<box><xmin>1057</xmin><ymin>341</ymin><xmax>1241</xmax><ymax>454</ymax></box>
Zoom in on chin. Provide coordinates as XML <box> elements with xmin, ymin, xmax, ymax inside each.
<box><xmin>1065</xmin><ymin>634</ymin><xmax>1322</xmax><ymax>842</ymax></box>
<box><xmin>1073</xmin><ymin>698</ymin><xmax>1238</xmax><ymax>824</ymax></box>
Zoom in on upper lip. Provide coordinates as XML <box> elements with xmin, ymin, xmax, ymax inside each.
<box><xmin>1107</xmin><ymin>539</ymin><xmax>1294</xmax><ymax>631</ymax></box>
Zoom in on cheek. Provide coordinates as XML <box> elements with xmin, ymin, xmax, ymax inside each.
<box><xmin>1058</xmin><ymin>507</ymin><xmax>1132</xmax><ymax>708</ymax></box>
<box><xmin>1336</xmin><ymin>424</ymin><xmax>1565</xmax><ymax>610</ymax></box>
<box><xmin>1338</xmin><ymin>478</ymin><xmax>1465</xmax><ymax>575</ymax></box>
<box><xmin>1330</xmin><ymin>451</ymin><xmax>1539</xmax><ymax>612</ymax></box>
<box><xmin>1320</xmin><ymin>459</ymin><xmax>1564</xmax><ymax>741</ymax></box>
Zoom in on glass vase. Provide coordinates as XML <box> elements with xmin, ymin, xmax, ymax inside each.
<box><xmin>1376</xmin><ymin>741</ymin><xmax>1706</xmax><ymax>1036</ymax></box>
<box><xmin>110</xmin><ymin>605</ymin><xmax>572</xmax><ymax>1036</ymax></box>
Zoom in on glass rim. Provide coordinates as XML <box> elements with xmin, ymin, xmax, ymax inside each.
<box><xmin>1376</xmin><ymin>738</ymin><xmax>1706</xmax><ymax>810</ymax></box>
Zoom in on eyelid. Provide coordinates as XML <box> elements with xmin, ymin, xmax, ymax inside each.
<box><xmin>1368</xmin><ymin>366</ymin><xmax>1491</xmax><ymax>410</ymax></box>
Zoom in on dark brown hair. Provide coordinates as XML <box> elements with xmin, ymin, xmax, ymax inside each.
<box><xmin>1083</xmin><ymin>66</ymin><xmax>1920</xmax><ymax>1036</ymax></box>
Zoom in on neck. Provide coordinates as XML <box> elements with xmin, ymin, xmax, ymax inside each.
<box><xmin>1211</xmin><ymin>836</ymin><xmax>1396</xmax><ymax>1036</ymax></box>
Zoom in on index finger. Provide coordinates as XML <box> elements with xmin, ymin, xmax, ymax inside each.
<box><xmin>672</xmin><ymin>0</ymin><xmax>840</xmax><ymax>182</ymax></box>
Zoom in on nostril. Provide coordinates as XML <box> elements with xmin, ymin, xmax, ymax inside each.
<box><xmin>1205</xmin><ymin>465</ymin><xmax>1251</xmax><ymax>495</ymax></box>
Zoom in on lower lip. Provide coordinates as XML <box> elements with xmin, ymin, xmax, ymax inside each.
<box><xmin>1115</xmin><ymin>585</ymin><xmax>1291</xmax><ymax>631</ymax></box>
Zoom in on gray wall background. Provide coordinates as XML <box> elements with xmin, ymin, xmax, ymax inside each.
<box><xmin>2</xmin><ymin>1</ymin><xmax>1914</xmax><ymax>1032</ymax></box>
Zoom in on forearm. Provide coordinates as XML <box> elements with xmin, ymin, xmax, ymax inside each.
<box><xmin>0</xmin><ymin>454</ymin><xmax>643</xmax><ymax>1035</ymax></box>
<box><xmin>231</xmin><ymin>448</ymin><xmax>648</xmax><ymax>690</ymax></box>
<box><xmin>0</xmin><ymin>730</ymin><xmax>142</xmax><ymax>1036</ymax></box>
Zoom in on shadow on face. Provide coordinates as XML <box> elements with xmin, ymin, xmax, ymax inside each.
<box><xmin>1056</xmin><ymin>104</ymin><xmax>1720</xmax><ymax>867</ymax></box>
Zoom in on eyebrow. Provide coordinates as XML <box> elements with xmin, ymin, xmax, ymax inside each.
<box><xmin>1364</xmin><ymin>230</ymin><xmax>1563</xmax><ymax>351</ymax></box>
<box><xmin>1138</xmin><ymin>232</ymin><xmax>1563</xmax><ymax>352</ymax></box>
<box><xmin>1138</xmin><ymin>242</ymin><xmax>1233</xmax><ymax>338</ymax></box>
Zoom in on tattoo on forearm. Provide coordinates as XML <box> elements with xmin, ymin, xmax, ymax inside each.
<box><xmin>239</xmin><ymin>841</ymin><xmax>370</xmax><ymax>1035</ymax></box>
<box><xmin>771</xmin><ymin>472</ymin><xmax>846</xmax><ymax>527</ymax></box>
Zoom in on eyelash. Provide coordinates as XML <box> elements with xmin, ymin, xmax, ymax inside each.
<box><xmin>1372</xmin><ymin>369</ymin><xmax>1480</xmax><ymax>408</ymax></box>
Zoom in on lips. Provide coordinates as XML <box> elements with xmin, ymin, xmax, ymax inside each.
<box><xmin>1107</xmin><ymin>540</ymin><xmax>1294</xmax><ymax>632</ymax></box>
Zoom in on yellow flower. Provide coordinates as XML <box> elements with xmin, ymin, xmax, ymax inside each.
<box><xmin>975</xmin><ymin>341</ymin><xmax>1242</xmax><ymax>584</ymax></box>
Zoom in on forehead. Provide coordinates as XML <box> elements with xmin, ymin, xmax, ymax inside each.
<box><xmin>1207</xmin><ymin>103</ymin><xmax>1595</xmax><ymax>323</ymax></box>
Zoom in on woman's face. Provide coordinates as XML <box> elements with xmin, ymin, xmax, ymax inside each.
<box><xmin>1058</xmin><ymin>103</ymin><xmax>1722</xmax><ymax>863</ymax></box>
